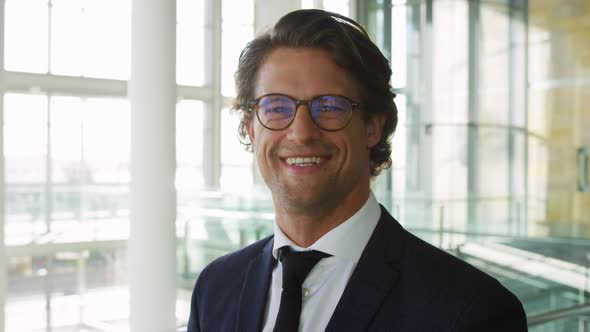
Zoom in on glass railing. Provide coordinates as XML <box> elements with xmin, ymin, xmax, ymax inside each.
<box><xmin>527</xmin><ymin>302</ymin><xmax>590</xmax><ymax>331</ymax></box>
<box><xmin>4</xmin><ymin>186</ymin><xmax>588</xmax><ymax>330</ymax></box>
<box><xmin>177</xmin><ymin>189</ymin><xmax>590</xmax><ymax>331</ymax></box>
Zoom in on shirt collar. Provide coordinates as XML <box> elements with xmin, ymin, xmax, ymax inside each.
<box><xmin>272</xmin><ymin>191</ymin><xmax>381</xmax><ymax>263</ymax></box>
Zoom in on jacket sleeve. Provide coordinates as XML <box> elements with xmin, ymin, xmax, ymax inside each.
<box><xmin>187</xmin><ymin>265</ymin><xmax>210</xmax><ymax>332</ymax></box>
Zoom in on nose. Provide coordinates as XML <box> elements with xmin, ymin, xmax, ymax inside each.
<box><xmin>286</xmin><ymin>104</ymin><xmax>321</xmax><ymax>143</ymax></box>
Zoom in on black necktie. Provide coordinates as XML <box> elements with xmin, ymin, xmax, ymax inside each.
<box><xmin>273</xmin><ymin>247</ymin><xmax>331</xmax><ymax>332</ymax></box>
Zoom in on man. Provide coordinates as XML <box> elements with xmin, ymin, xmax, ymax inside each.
<box><xmin>188</xmin><ymin>9</ymin><xmax>527</xmax><ymax>332</ymax></box>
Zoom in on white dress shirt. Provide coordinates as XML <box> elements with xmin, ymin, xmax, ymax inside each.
<box><xmin>261</xmin><ymin>191</ymin><xmax>381</xmax><ymax>332</ymax></box>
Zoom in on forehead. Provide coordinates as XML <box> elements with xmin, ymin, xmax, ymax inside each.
<box><xmin>254</xmin><ymin>47</ymin><xmax>362</xmax><ymax>101</ymax></box>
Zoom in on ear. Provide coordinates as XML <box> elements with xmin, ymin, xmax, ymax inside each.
<box><xmin>366</xmin><ymin>113</ymin><xmax>386</xmax><ymax>149</ymax></box>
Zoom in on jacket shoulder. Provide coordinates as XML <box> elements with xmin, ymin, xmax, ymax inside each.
<box><xmin>377</xmin><ymin>210</ymin><xmax>526</xmax><ymax>330</ymax></box>
<box><xmin>187</xmin><ymin>235</ymin><xmax>274</xmax><ymax>332</ymax></box>
<box><xmin>402</xmin><ymin>231</ymin><xmax>526</xmax><ymax>329</ymax></box>
<box><xmin>198</xmin><ymin>234</ymin><xmax>273</xmax><ymax>284</ymax></box>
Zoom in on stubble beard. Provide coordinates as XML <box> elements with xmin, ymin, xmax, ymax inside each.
<box><xmin>270</xmin><ymin>174</ymin><xmax>343</xmax><ymax>219</ymax></box>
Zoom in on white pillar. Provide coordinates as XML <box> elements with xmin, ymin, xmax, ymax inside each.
<box><xmin>202</xmin><ymin>0</ymin><xmax>222</xmax><ymax>189</ymax></box>
<box><xmin>129</xmin><ymin>0</ymin><xmax>177</xmax><ymax>331</ymax></box>
<box><xmin>0</xmin><ymin>0</ymin><xmax>6</xmax><ymax>330</ymax></box>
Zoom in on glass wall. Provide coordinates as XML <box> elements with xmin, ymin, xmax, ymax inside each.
<box><xmin>362</xmin><ymin>0</ymin><xmax>590</xmax><ymax>329</ymax></box>
<box><xmin>2</xmin><ymin>0</ymin><xmax>213</xmax><ymax>331</ymax></box>
<box><xmin>364</xmin><ymin>0</ymin><xmax>532</xmax><ymax>236</ymax></box>
<box><xmin>528</xmin><ymin>0</ymin><xmax>590</xmax><ymax>238</ymax></box>
<box><xmin>364</xmin><ymin>0</ymin><xmax>589</xmax><ymax>239</ymax></box>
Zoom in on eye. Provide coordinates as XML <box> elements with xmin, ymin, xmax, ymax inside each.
<box><xmin>322</xmin><ymin>105</ymin><xmax>342</xmax><ymax>112</ymax></box>
<box><xmin>266</xmin><ymin>106</ymin><xmax>291</xmax><ymax>114</ymax></box>
<box><xmin>315</xmin><ymin>95</ymin><xmax>350</xmax><ymax>113</ymax></box>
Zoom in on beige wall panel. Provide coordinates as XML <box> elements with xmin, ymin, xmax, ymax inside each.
<box><xmin>529</xmin><ymin>0</ymin><xmax>590</xmax><ymax>235</ymax></box>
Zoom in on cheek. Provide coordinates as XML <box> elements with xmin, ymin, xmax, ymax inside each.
<box><xmin>253</xmin><ymin>138</ymin><xmax>266</xmax><ymax>161</ymax></box>
<box><xmin>350</xmin><ymin>129</ymin><xmax>372</xmax><ymax>164</ymax></box>
<box><xmin>349</xmin><ymin>123</ymin><xmax>371</xmax><ymax>152</ymax></box>
<box><xmin>339</xmin><ymin>132</ymin><xmax>368</xmax><ymax>162</ymax></box>
<box><xmin>250</xmin><ymin>123</ymin><xmax>264</xmax><ymax>149</ymax></box>
<box><xmin>253</xmin><ymin>131</ymin><xmax>276</xmax><ymax>161</ymax></box>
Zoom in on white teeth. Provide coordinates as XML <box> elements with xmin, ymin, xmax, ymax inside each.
<box><xmin>285</xmin><ymin>156</ymin><xmax>324</xmax><ymax>167</ymax></box>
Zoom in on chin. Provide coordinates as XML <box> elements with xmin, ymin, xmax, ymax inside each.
<box><xmin>276</xmin><ymin>186</ymin><xmax>335</xmax><ymax>214</ymax></box>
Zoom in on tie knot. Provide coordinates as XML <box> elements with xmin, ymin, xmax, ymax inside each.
<box><xmin>278</xmin><ymin>246</ymin><xmax>330</xmax><ymax>263</ymax></box>
<box><xmin>278</xmin><ymin>247</ymin><xmax>331</xmax><ymax>290</ymax></box>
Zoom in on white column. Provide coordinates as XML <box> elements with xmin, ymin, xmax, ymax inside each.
<box><xmin>202</xmin><ymin>0</ymin><xmax>222</xmax><ymax>189</ymax></box>
<box><xmin>0</xmin><ymin>0</ymin><xmax>6</xmax><ymax>330</ymax></box>
<box><xmin>129</xmin><ymin>0</ymin><xmax>177</xmax><ymax>331</ymax></box>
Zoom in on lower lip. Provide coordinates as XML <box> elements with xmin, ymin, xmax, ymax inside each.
<box><xmin>281</xmin><ymin>159</ymin><xmax>327</xmax><ymax>174</ymax></box>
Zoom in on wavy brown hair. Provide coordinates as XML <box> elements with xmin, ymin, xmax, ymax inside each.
<box><xmin>233</xmin><ymin>9</ymin><xmax>398</xmax><ymax>176</ymax></box>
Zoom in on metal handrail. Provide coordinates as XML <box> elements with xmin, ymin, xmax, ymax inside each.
<box><xmin>406</xmin><ymin>226</ymin><xmax>590</xmax><ymax>246</ymax></box>
<box><xmin>527</xmin><ymin>303</ymin><xmax>590</xmax><ymax>327</ymax></box>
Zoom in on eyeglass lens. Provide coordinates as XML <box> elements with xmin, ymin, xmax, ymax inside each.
<box><xmin>257</xmin><ymin>94</ymin><xmax>352</xmax><ymax>130</ymax></box>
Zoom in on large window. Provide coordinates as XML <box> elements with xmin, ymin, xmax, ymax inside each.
<box><xmin>4</xmin><ymin>94</ymin><xmax>48</xmax><ymax>237</ymax></box>
<box><xmin>176</xmin><ymin>100</ymin><xmax>205</xmax><ymax>193</ymax></box>
<box><xmin>51</xmin><ymin>0</ymin><xmax>131</xmax><ymax>79</ymax></box>
<box><xmin>221</xmin><ymin>0</ymin><xmax>254</xmax><ymax>96</ymax></box>
<box><xmin>220</xmin><ymin>108</ymin><xmax>253</xmax><ymax>191</ymax></box>
<box><xmin>4</xmin><ymin>94</ymin><xmax>130</xmax><ymax>226</ymax></box>
<box><xmin>5</xmin><ymin>0</ymin><xmax>131</xmax><ymax>79</ymax></box>
<box><xmin>177</xmin><ymin>0</ymin><xmax>206</xmax><ymax>86</ymax></box>
<box><xmin>4</xmin><ymin>0</ymin><xmax>49</xmax><ymax>73</ymax></box>
<box><xmin>364</xmin><ymin>0</ymin><xmax>528</xmax><ymax>235</ymax></box>
<box><xmin>302</xmin><ymin>0</ymin><xmax>351</xmax><ymax>16</ymax></box>
<box><xmin>4</xmin><ymin>0</ymin><xmax>199</xmax><ymax>330</ymax></box>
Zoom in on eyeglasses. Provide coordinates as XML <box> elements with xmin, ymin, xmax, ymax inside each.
<box><xmin>248</xmin><ymin>94</ymin><xmax>360</xmax><ymax>131</ymax></box>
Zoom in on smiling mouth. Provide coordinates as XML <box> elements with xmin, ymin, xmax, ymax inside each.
<box><xmin>284</xmin><ymin>156</ymin><xmax>326</xmax><ymax>167</ymax></box>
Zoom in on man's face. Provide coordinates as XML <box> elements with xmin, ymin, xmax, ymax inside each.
<box><xmin>247</xmin><ymin>47</ymin><xmax>384</xmax><ymax>216</ymax></box>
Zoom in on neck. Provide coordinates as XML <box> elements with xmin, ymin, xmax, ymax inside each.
<box><xmin>274</xmin><ymin>188</ymin><xmax>370</xmax><ymax>248</ymax></box>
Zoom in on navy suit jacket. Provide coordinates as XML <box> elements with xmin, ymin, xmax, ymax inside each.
<box><xmin>188</xmin><ymin>206</ymin><xmax>527</xmax><ymax>331</ymax></box>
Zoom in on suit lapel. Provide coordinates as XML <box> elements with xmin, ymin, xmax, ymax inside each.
<box><xmin>326</xmin><ymin>206</ymin><xmax>405</xmax><ymax>331</ymax></box>
<box><xmin>236</xmin><ymin>238</ymin><xmax>276</xmax><ymax>332</ymax></box>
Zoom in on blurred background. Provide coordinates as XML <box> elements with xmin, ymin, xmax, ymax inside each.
<box><xmin>0</xmin><ymin>0</ymin><xmax>588</xmax><ymax>331</ymax></box>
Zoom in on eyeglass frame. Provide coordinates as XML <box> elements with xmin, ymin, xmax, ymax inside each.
<box><xmin>247</xmin><ymin>93</ymin><xmax>361</xmax><ymax>132</ymax></box>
